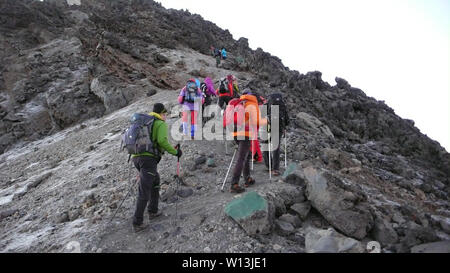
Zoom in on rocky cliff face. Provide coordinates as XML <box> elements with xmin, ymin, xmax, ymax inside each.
<box><xmin>0</xmin><ymin>0</ymin><xmax>449</xmax><ymax>253</ymax></box>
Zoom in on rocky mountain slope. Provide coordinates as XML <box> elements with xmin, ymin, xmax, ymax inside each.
<box><xmin>0</xmin><ymin>0</ymin><xmax>449</xmax><ymax>253</ymax></box>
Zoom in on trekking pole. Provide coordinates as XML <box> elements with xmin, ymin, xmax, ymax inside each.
<box><xmin>284</xmin><ymin>129</ymin><xmax>287</xmax><ymax>169</ymax></box>
<box><xmin>268</xmin><ymin>129</ymin><xmax>272</xmax><ymax>181</ymax></box>
<box><xmin>174</xmin><ymin>143</ymin><xmax>181</xmax><ymax>225</ymax></box>
<box><xmin>225</xmin><ymin>138</ymin><xmax>228</xmax><ymax>155</ymax></box>
<box><xmin>221</xmin><ymin>147</ymin><xmax>237</xmax><ymax>192</ymax></box>
<box><xmin>108</xmin><ymin>161</ymin><xmax>135</xmax><ymax>225</ymax></box>
<box><xmin>251</xmin><ymin>141</ymin><xmax>254</xmax><ymax>171</ymax></box>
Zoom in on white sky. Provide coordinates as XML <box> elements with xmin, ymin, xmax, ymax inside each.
<box><xmin>157</xmin><ymin>0</ymin><xmax>450</xmax><ymax>152</ymax></box>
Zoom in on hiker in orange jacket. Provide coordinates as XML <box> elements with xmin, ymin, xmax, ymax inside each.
<box><xmin>228</xmin><ymin>90</ymin><xmax>266</xmax><ymax>193</ymax></box>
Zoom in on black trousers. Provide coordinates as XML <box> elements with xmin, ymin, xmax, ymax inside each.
<box><xmin>132</xmin><ymin>156</ymin><xmax>160</xmax><ymax>225</ymax></box>
<box><xmin>218</xmin><ymin>96</ymin><xmax>232</xmax><ymax>109</ymax></box>
<box><xmin>231</xmin><ymin>140</ymin><xmax>251</xmax><ymax>185</ymax></box>
<box><xmin>263</xmin><ymin>140</ymin><xmax>281</xmax><ymax>171</ymax></box>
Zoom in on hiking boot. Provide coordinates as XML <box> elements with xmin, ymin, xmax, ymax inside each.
<box><xmin>230</xmin><ymin>184</ymin><xmax>245</xmax><ymax>193</ymax></box>
<box><xmin>148</xmin><ymin>211</ymin><xmax>162</xmax><ymax>220</ymax></box>
<box><xmin>132</xmin><ymin>223</ymin><xmax>148</xmax><ymax>233</ymax></box>
<box><xmin>244</xmin><ymin>177</ymin><xmax>255</xmax><ymax>187</ymax></box>
<box><xmin>272</xmin><ymin>170</ymin><xmax>281</xmax><ymax>176</ymax></box>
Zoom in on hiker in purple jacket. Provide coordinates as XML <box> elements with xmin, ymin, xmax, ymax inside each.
<box><xmin>178</xmin><ymin>79</ymin><xmax>205</xmax><ymax>139</ymax></box>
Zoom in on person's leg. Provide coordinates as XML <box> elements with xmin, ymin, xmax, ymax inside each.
<box><xmin>262</xmin><ymin>141</ymin><xmax>270</xmax><ymax>169</ymax></box>
<box><xmin>190</xmin><ymin>110</ymin><xmax>198</xmax><ymax>138</ymax></box>
<box><xmin>273</xmin><ymin>142</ymin><xmax>281</xmax><ymax>175</ymax></box>
<box><xmin>133</xmin><ymin>157</ymin><xmax>155</xmax><ymax>225</ymax></box>
<box><xmin>242</xmin><ymin>140</ymin><xmax>252</xmax><ymax>181</ymax></box>
<box><xmin>141</xmin><ymin>157</ymin><xmax>160</xmax><ymax>215</ymax></box>
<box><xmin>230</xmin><ymin>140</ymin><xmax>251</xmax><ymax>185</ymax></box>
<box><xmin>218</xmin><ymin>96</ymin><xmax>225</xmax><ymax>109</ymax></box>
<box><xmin>253</xmin><ymin>139</ymin><xmax>263</xmax><ymax>162</ymax></box>
<box><xmin>181</xmin><ymin>111</ymin><xmax>189</xmax><ymax>135</ymax></box>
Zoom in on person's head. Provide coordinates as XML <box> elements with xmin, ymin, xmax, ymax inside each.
<box><xmin>242</xmin><ymin>88</ymin><xmax>253</xmax><ymax>95</ymax></box>
<box><xmin>153</xmin><ymin>103</ymin><xmax>168</xmax><ymax>119</ymax></box>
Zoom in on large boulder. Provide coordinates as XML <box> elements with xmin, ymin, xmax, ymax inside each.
<box><xmin>224</xmin><ymin>191</ymin><xmax>275</xmax><ymax>235</ymax></box>
<box><xmin>305</xmin><ymin>227</ymin><xmax>365</xmax><ymax>253</ymax></box>
<box><xmin>303</xmin><ymin>166</ymin><xmax>374</xmax><ymax>239</ymax></box>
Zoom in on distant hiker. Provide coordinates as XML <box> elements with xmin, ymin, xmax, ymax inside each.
<box><xmin>178</xmin><ymin>78</ymin><xmax>205</xmax><ymax>139</ymax></box>
<box><xmin>224</xmin><ymin>90</ymin><xmax>266</xmax><ymax>193</ymax></box>
<box><xmin>214</xmin><ymin>47</ymin><xmax>221</xmax><ymax>67</ymax></box>
<box><xmin>200</xmin><ymin>77</ymin><xmax>217</xmax><ymax>122</ymax></box>
<box><xmin>127</xmin><ymin>103</ymin><xmax>182</xmax><ymax>232</ymax></box>
<box><xmin>210</xmin><ymin>45</ymin><xmax>215</xmax><ymax>56</ymax></box>
<box><xmin>217</xmin><ymin>75</ymin><xmax>240</xmax><ymax>110</ymax></box>
<box><xmin>262</xmin><ymin>93</ymin><xmax>289</xmax><ymax>176</ymax></box>
<box><xmin>221</xmin><ymin>47</ymin><xmax>227</xmax><ymax>60</ymax></box>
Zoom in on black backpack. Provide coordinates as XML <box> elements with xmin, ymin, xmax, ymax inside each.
<box><xmin>121</xmin><ymin>113</ymin><xmax>160</xmax><ymax>158</ymax></box>
<box><xmin>218</xmin><ymin>78</ymin><xmax>230</xmax><ymax>95</ymax></box>
<box><xmin>267</xmin><ymin>93</ymin><xmax>288</xmax><ymax>130</ymax></box>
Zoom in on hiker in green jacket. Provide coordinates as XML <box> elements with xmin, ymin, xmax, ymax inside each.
<box><xmin>131</xmin><ymin>103</ymin><xmax>182</xmax><ymax>231</ymax></box>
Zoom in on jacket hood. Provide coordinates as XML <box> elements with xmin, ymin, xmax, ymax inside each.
<box><xmin>149</xmin><ymin>112</ymin><xmax>164</xmax><ymax>121</ymax></box>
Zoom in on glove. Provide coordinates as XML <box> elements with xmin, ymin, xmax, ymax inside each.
<box><xmin>176</xmin><ymin>148</ymin><xmax>183</xmax><ymax>158</ymax></box>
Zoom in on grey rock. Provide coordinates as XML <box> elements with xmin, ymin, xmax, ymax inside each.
<box><xmin>411</xmin><ymin>241</ymin><xmax>450</xmax><ymax>253</ymax></box>
<box><xmin>177</xmin><ymin>187</ymin><xmax>193</xmax><ymax>198</ymax></box>
<box><xmin>440</xmin><ymin>218</ymin><xmax>450</xmax><ymax>234</ymax></box>
<box><xmin>305</xmin><ymin>227</ymin><xmax>364</xmax><ymax>253</ymax></box>
<box><xmin>28</xmin><ymin>172</ymin><xmax>52</xmax><ymax>188</ymax></box>
<box><xmin>195</xmin><ymin>156</ymin><xmax>207</xmax><ymax>166</ymax></box>
<box><xmin>0</xmin><ymin>209</ymin><xmax>18</xmax><ymax>220</ymax></box>
<box><xmin>295</xmin><ymin>112</ymin><xmax>334</xmax><ymax>139</ymax></box>
<box><xmin>275</xmin><ymin>220</ymin><xmax>295</xmax><ymax>236</ymax></box>
<box><xmin>303</xmin><ymin>166</ymin><xmax>374</xmax><ymax>240</ymax></box>
<box><xmin>283</xmin><ymin>169</ymin><xmax>307</xmax><ymax>187</ymax></box>
<box><xmin>191</xmin><ymin>214</ymin><xmax>207</xmax><ymax>226</ymax></box>
<box><xmin>206</xmin><ymin>158</ymin><xmax>216</xmax><ymax>167</ymax></box>
<box><xmin>371</xmin><ymin>216</ymin><xmax>398</xmax><ymax>246</ymax></box>
<box><xmin>56</xmin><ymin>211</ymin><xmax>70</xmax><ymax>223</ymax></box>
<box><xmin>278</xmin><ymin>214</ymin><xmax>302</xmax><ymax>228</ymax></box>
<box><xmin>434</xmin><ymin>181</ymin><xmax>446</xmax><ymax>190</ymax></box>
<box><xmin>290</xmin><ymin>202</ymin><xmax>311</xmax><ymax>220</ymax></box>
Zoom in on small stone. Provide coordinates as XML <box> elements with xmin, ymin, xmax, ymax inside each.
<box><xmin>195</xmin><ymin>156</ymin><xmax>207</xmax><ymax>165</ymax></box>
<box><xmin>275</xmin><ymin>220</ymin><xmax>295</xmax><ymax>236</ymax></box>
<box><xmin>440</xmin><ymin>218</ymin><xmax>450</xmax><ymax>234</ymax></box>
<box><xmin>177</xmin><ymin>187</ymin><xmax>193</xmax><ymax>198</ymax></box>
<box><xmin>279</xmin><ymin>214</ymin><xmax>302</xmax><ymax>228</ymax></box>
<box><xmin>273</xmin><ymin>244</ymin><xmax>282</xmax><ymax>251</ymax></box>
<box><xmin>56</xmin><ymin>211</ymin><xmax>70</xmax><ymax>223</ymax></box>
<box><xmin>206</xmin><ymin>158</ymin><xmax>216</xmax><ymax>167</ymax></box>
<box><xmin>204</xmin><ymin>246</ymin><xmax>211</xmax><ymax>253</ymax></box>
<box><xmin>290</xmin><ymin>202</ymin><xmax>311</xmax><ymax>220</ymax></box>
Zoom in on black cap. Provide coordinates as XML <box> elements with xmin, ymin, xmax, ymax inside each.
<box><xmin>153</xmin><ymin>103</ymin><xmax>167</xmax><ymax>114</ymax></box>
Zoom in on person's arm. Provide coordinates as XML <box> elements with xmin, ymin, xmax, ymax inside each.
<box><xmin>155</xmin><ymin>122</ymin><xmax>178</xmax><ymax>155</ymax></box>
<box><xmin>178</xmin><ymin>89</ymin><xmax>185</xmax><ymax>104</ymax></box>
